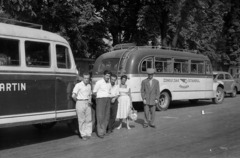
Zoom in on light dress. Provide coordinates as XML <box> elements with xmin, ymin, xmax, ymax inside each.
<box><xmin>116</xmin><ymin>85</ymin><xmax>131</xmax><ymax>119</ymax></box>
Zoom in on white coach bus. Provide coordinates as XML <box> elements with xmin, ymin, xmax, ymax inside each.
<box><xmin>91</xmin><ymin>47</ymin><xmax>224</xmax><ymax>110</ymax></box>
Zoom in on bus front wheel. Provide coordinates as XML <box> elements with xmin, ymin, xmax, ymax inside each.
<box><xmin>158</xmin><ymin>92</ymin><xmax>171</xmax><ymax>111</ymax></box>
<box><xmin>212</xmin><ymin>87</ymin><xmax>224</xmax><ymax>104</ymax></box>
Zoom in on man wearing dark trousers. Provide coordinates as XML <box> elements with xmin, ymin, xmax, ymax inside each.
<box><xmin>141</xmin><ymin>68</ymin><xmax>160</xmax><ymax>128</ymax></box>
<box><xmin>107</xmin><ymin>74</ymin><xmax>119</xmax><ymax>134</ymax></box>
<box><xmin>93</xmin><ymin>70</ymin><xmax>111</xmax><ymax>138</ymax></box>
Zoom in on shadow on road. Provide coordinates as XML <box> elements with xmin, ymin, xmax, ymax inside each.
<box><xmin>0</xmin><ymin>123</ymin><xmax>74</xmax><ymax>150</ymax></box>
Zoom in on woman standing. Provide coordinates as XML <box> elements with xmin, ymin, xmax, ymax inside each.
<box><xmin>116</xmin><ymin>75</ymin><xmax>132</xmax><ymax>129</ymax></box>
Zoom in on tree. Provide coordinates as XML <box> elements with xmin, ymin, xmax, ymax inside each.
<box><xmin>0</xmin><ymin>0</ymin><xmax>105</xmax><ymax>58</ymax></box>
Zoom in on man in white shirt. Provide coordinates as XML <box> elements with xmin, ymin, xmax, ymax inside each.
<box><xmin>72</xmin><ymin>73</ymin><xmax>92</xmax><ymax>140</ymax></box>
<box><xmin>107</xmin><ymin>74</ymin><xmax>119</xmax><ymax>134</ymax></box>
<box><xmin>93</xmin><ymin>70</ymin><xmax>111</xmax><ymax>138</ymax></box>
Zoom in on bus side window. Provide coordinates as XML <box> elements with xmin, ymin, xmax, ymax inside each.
<box><xmin>141</xmin><ymin>57</ymin><xmax>153</xmax><ymax>72</ymax></box>
<box><xmin>155</xmin><ymin>57</ymin><xmax>172</xmax><ymax>73</ymax></box>
<box><xmin>0</xmin><ymin>38</ymin><xmax>20</xmax><ymax>66</ymax></box>
<box><xmin>191</xmin><ymin>60</ymin><xmax>205</xmax><ymax>74</ymax></box>
<box><xmin>25</xmin><ymin>41</ymin><xmax>50</xmax><ymax>67</ymax></box>
<box><xmin>173</xmin><ymin>59</ymin><xmax>188</xmax><ymax>73</ymax></box>
<box><xmin>56</xmin><ymin>45</ymin><xmax>71</xmax><ymax>69</ymax></box>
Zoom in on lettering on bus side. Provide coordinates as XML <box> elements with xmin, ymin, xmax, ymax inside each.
<box><xmin>0</xmin><ymin>83</ymin><xmax>26</xmax><ymax>91</ymax></box>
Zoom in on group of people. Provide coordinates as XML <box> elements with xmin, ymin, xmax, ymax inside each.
<box><xmin>72</xmin><ymin>68</ymin><xmax>160</xmax><ymax>141</ymax></box>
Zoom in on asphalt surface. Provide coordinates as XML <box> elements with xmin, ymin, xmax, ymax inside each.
<box><xmin>1</xmin><ymin>95</ymin><xmax>240</xmax><ymax>158</ymax></box>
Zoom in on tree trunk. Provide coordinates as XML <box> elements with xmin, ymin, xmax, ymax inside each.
<box><xmin>172</xmin><ymin>27</ymin><xmax>180</xmax><ymax>48</ymax></box>
<box><xmin>161</xmin><ymin>9</ymin><xmax>169</xmax><ymax>47</ymax></box>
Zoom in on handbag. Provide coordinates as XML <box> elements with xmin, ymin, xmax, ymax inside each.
<box><xmin>128</xmin><ymin>107</ymin><xmax>138</xmax><ymax>121</ymax></box>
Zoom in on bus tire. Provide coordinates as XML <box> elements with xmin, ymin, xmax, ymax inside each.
<box><xmin>212</xmin><ymin>86</ymin><xmax>224</xmax><ymax>104</ymax></box>
<box><xmin>158</xmin><ymin>92</ymin><xmax>171</xmax><ymax>111</ymax></box>
<box><xmin>189</xmin><ymin>99</ymin><xmax>199</xmax><ymax>104</ymax></box>
<box><xmin>230</xmin><ymin>87</ymin><xmax>237</xmax><ymax>98</ymax></box>
<box><xmin>33</xmin><ymin>122</ymin><xmax>57</xmax><ymax>130</ymax></box>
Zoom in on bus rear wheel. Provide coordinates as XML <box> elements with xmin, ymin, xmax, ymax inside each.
<box><xmin>212</xmin><ymin>86</ymin><xmax>224</xmax><ymax>104</ymax></box>
<box><xmin>33</xmin><ymin>122</ymin><xmax>57</xmax><ymax>130</ymax></box>
<box><xmin>158</xmin><ymin>92</ymin><xmax>171</xmax><ymax>111</ymax></box>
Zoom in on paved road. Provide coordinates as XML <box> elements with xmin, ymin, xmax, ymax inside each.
<box><xmin>1</xmin><ymin>95</ymin><xmax>240</xmax><ymax>158</ymax></box>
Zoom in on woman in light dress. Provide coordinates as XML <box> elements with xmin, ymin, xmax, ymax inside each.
<box><xmin>116</xmin><ymin>75</ymin><xmax>132</xmax><ymax>129</ymax></box>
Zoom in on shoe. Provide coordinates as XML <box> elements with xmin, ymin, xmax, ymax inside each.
<box><xmin>98</xmin><ymin>135</ymin><xmax>104</xmax><ymax>139</ymax></box>
<box><xmin>149</xmin><ymin>124</ymin><xmax>156</xmax><ymax>128</ymax></box>
<box><xmin>127</xmin><ymin>126</ymin><xmax>131</xmax><ymax>130</ymax></box>
<box><xmin>86</xmin><ymin>136</ymin><xmax>91</xmax><ymax>139</ymax></box>
<box><xmin>143</xmin><ymin>123</ymin><xmax>148</xmax><ymax>128</ymax></box>
<box><xmin>116</xmin><ymin>125</ymin><xmax>122</xmax><ymax>129</ymax></box>
<box><xmin>82</xmin><ymin>136</ymin><xmax>87</xmax><ymax>141</ymax></box>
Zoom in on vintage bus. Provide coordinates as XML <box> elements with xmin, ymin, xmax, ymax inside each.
<box><xmin>0</xmin><ymin>21</ymin><xmax>80</xmax><ymax>131</ymax></box>
<box><xmin>91</xmin><ymin>47</ymin><xmax>225</xmax><ymax>110</ymax></box>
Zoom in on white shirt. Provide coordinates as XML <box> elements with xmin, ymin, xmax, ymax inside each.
<box><xmin>72</xmin><ymin>81</ymin><xmax>91</xmax><ymax>100</ymax></box>
<box><xmin>110</xmin><ymin>84</ymin><xmax>119</xmax><ymax>98</ymax></box>
<box><xmin>93</xmin><ymin>79</ymin><xmax>111</xmax><ymax>98</ymax></box>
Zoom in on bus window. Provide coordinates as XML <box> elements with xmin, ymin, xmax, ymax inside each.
<box><xmin>141</xmin><ymin>57</ymin><xmax>153</xmax><ymax>72</ymax></box>
<box><xmin>56</xmin><ymin>45</ymin><xmax>71</xmax><ymax>69</ymax></box>
<box><xmin>0</xmin><ymin>38</ymin><xmax>19</xmax><ymax>66</ymax></box>
<box><xmin>97</xmin><ymin>58</ymin><xmax>119</xmax><ymax>74</ymax></box>
<box><xmin>191</xmin><ymin>60</ymin><xmax>205</xmax><ymax>74</ymax></box>
<box><xmin>155</xmin><ymin>57</ymin><xmax>172</xmax><ymax>73</ymax></box>
<box><xmin>173</xmin><ymin>59</ymin><xmax>188</xmax><ymax>73</ymax></box>
<box><xmin>206</xmin><ymin>61</ymin><xmax>212</xmax><ymax>74</ymax></box>
<box><xmin>25</xmin><ymin>41</ymin><xmax>50</xmax><ymax>67</ymax></box>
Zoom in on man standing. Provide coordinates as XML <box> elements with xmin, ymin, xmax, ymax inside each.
<box><xmin>93</xmin><ymin>70</ymin><xmax>111</xmax><ymax>138</ymax></box>
<box><xmin>107</xmin><ymin>74</ymin><xmax>119</xmax><ymax>134</ymax></box>
<box><xmin>141</xmin><ymin>68</ymin><xmax>160</xmax><ymax>128</ymax></box>
<box><xmin>72</xmin><ymin>73</ymin><xmax>92</xmax><ymax>140</ymax></box>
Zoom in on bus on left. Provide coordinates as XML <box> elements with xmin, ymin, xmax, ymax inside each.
<box><xmin>0</xmin><ymin>20</ymin><xmax>80</xmax><ymax>132</ymax></box>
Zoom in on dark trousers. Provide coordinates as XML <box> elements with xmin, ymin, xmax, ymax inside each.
<box><xmin>96</xmin><ymin>98</ymin><xmax>110</xmax><ymax>136</ymax></box>
<box><xmin>144</xmin><ymin>104</ymin><xmax>156</xmax><ymax>125</ymax></box>
<box><xmin>107</xmin><ymin>100</ymin><xmax>118</xmax><ymax>132</ymax></box>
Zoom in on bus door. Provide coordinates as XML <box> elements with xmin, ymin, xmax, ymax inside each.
<box><xmin>54</xmin><ymin>44</ymin><xmax>77</xmax><ymax>120</ymax></box>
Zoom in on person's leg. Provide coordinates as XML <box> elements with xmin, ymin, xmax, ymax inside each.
<box><xmin>108</xmin><ymin>100</ymin><xmax>118</xmax><ymax>132</ymax></box>
<box><xmin>103</xmin><ymin>98</ymin><xmax>111</xmax><ymax>135</ymax></box>
<box><xmin>150</xmin><ymin>105</ymin><xmax>156</xmax><ymax>127</ymax></box>
<box><xmin>117</xmin><ymin>119</ymin><xmax>123</xmax><ymax>129</ymax></box>
<box><xmin>76</xmin><ymin>101</ymin><xmax>87</xmax><ymax>138</ymax></box>
<box><xmin>126</xmin><ymin>118</ymin><xmax>131</xmax><ymax>129</ymax></box>
<box><xmin>96</xmin><ymin>98</ymin><xmax>105</xmax><ymax>137</ymax></box>
<box><xmin>85</xmin><ymin>102</ymin><xmax>92</xmax><ymax>137</ymax></box>
<box><xmin>144</xmin><ymin>104</ymin><xmax>150</xmax><ymax>126</ymax></box>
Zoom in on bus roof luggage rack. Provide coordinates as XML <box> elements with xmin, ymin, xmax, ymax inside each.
<box><xmin>135</xmin><ymin>46</ymin><xmax>198</xmax><ymax>54</ymax></box>
<box><xmin>0</xmin><ymin>17</ymin><xmax>43</xmax><ymax>29</ymax></box>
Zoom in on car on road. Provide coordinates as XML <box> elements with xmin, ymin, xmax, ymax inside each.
<box><xmin>233</xmin><ymin>73</ymin><xmax>240</xmax><ymax>93</ymax></box>
<box><xmin>213</xmin><ymin>71</ymin><xmax>239</xmax><ymax>97</ymax></box>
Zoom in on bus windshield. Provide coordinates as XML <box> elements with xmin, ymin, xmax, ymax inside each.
<box><xmin>94</xmin><ymin>58</ymin><xmax>120</xmax><ymax>75</ymax></box>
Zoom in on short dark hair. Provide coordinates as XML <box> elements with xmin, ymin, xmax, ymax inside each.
<box><xmin>111</xmin><ymin>74</ymin><xmax>117</xmax><ymax>79</ymax></box>
<box><xmin>121</xmin><ymin>75</ymin><xmax>128</xmax><ymax>80</ymax></box>
<box><xmin>104</xmin><ymin>70</ymin><xmax>112</xmax><ymax>75</ymax></box>
<box><xmin>82</xmin><ymin>72</ymin><xmax>90</xmax><ymax>77</ymax></box>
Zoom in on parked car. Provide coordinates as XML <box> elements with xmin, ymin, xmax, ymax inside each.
<box><xmin>213</xmin><ymin>71</ymin><xmax>239</xmax><ymax>97</ymax></box>
<box><xmin>233</xmin><ymin>73</ymin><xmax>240</xmax><ymax>93</ymax></box>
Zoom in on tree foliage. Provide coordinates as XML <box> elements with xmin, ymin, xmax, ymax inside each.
<box><xmin>0</xmin><ymin>0</ymin><xmax>240</xmax><ymax>68</ymax></box>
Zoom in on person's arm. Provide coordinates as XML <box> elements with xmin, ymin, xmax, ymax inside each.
<box><xmin>128</xmin><ymin>88</ymin><xmax>133</xmax><ymax>108</ymax></box>
<box><xmin>155</xmin><ymin>80</ymin><xmax>160</xmax><ymax>104</ymax></box>
<box><xmin>88</xmin><ymin>86</ymin><xmax>92</xmax><ymax>104</ymax></box>
<box><xmin>72</xmin><ymin>84</ymin><xmax>79</xmax><ymax>102</ymax></box>
<box><xmin>92</xmin><ymin>80</ymin><xmax>100</xmax><ymax>96</ymax></box>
